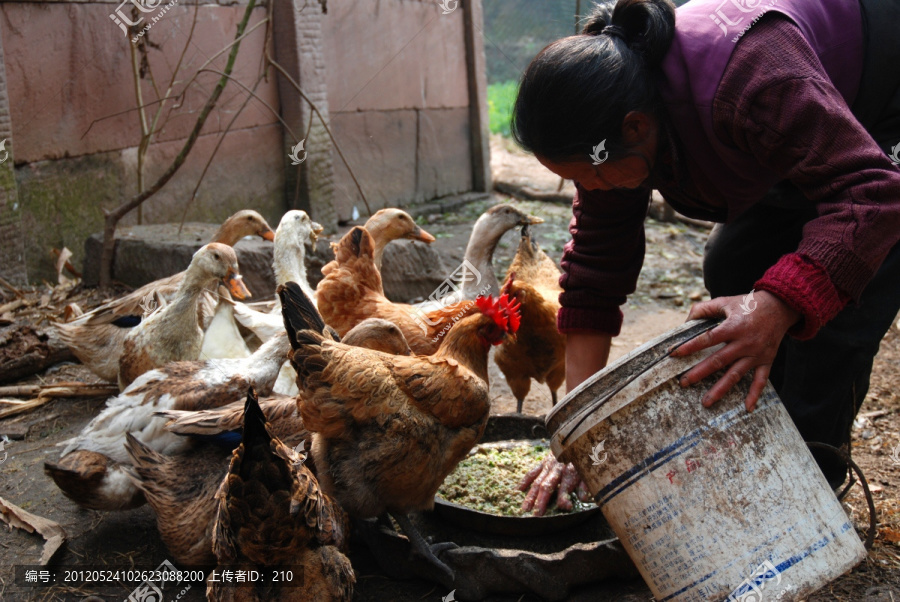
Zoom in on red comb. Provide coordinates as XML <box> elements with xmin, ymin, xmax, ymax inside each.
<box><xmin>475</xmin><ymin>293</ymin><xmax>521</xmax><ymax>334</ymax></box>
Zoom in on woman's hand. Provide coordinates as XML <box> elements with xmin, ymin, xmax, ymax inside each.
<box><xmin>670</xmin><ymin>290</ymin><xmax>801</xmax><ymax>412</ymax></box>
<box><xmin>517</xmin><ymin>332</ymin><xmax>611</xmax><ymax>516</ymax></box>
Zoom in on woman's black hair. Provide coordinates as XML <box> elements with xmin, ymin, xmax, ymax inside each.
<box><xmin>511</xmin><ymin>0</ymin><xmax>676</xmax><ymax>163</ymax></box>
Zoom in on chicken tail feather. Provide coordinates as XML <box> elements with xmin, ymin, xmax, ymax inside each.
<box><xmin>279</xmin><ymin>281</ymin><xmax>327</xmax><ymax>348</ymax></box>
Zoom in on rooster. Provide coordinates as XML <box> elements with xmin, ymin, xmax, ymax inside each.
<box><xmin>279</xmin><ymin>280</ymin><xmax>520</xmax><ymax>582</ymax></box>
<box><xmin>494</xmin><ymin>225</ymin><xmax>566</xmax><ymax>412</ymax></box>
<box><xmin>316</xmin><ymin>227</ymin><xmax>478</xmax><ymax>354</ymax></box>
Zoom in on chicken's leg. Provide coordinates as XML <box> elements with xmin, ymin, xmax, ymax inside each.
<box><xmin>389</xmin><ymin>511</ymin><xmax>457</xmax><ymax>583</ymax></box>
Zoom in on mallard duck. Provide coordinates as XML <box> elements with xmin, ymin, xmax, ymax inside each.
<box><xmin>118</xmin><ymin>243</ymin><xmax>251</xmax><ymax>388</ymax></box>
<box><xmin>231</xmin><ymin>210</ymin><xmax>322</xmax><ymax>344</ymax></box>
<box><xmin>414</xmin><ymin>204</ymin><xmax>543</xmax><ymax>312</ymax></box>
<box><xmin>44</xmin><ymin>332</ymin><xmax>290</xmax><ymax>510</ymax></box>
<box><xmin>208</xmin><ymin>389</ymin><xmax>353</xmax><ymax>602</ymax></box>
<box><xmin>55</xmin><ymin>210</ymin><xmax>274</xmax><ymax>382</ymax></box>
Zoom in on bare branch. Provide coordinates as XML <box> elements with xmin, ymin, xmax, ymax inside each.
<box><xmin>99</xmin><ymin>0</ymin><xmax>260</xmax><ymax>286</ymax></box>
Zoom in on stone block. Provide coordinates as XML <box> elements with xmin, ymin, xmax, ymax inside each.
<box><xmin>83</xmin><ymin>224</ymin><xmax>450</xmax><ymax>305</ymax></box>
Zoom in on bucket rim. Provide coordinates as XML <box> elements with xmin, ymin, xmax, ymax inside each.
<box><xmin>546</xmin><ymin>319</ymin><xmax>719</xmax><ymax>437</ymax></box>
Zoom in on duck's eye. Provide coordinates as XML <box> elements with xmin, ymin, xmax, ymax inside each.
<box><xmin>213</xmin><ymin>253</ymin><xmax>221</xmax><ymax>260</ymax></box>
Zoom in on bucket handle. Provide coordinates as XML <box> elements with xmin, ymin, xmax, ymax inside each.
<box><xmin>806</xmin><ymin>442</ymin><xmax>877</xmax><ymax>550</ymax></box>
<box><xmin>560</xmin><ymin>320</ymin><xmax>720</xmax><ymax>446</ymax></box>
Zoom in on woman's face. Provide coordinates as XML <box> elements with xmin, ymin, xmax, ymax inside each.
<box><xmin>536</xmin><ymin>154</ymin><xmax>651</xmax><ymax>191</ymax></box>
<box><xmin>536</xmin><ymin>111</ymin><xmax>658</xmax><ymax>192</ymax></box>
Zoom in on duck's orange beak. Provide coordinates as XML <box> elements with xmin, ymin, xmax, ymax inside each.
<box><xmin>224</xmin><ymin>269</ymin><xmax>252</xmax><ymax>300</ymax></box>
<box><xmin>260</xmin><ymin>228</ymin><xmax>276</xmax><ymax>242</ymax></box>
<box><xmin>311</xmin><ymin>222</ymin><xmax>324</xmax><ymax>244</ymax></box>
<box><xmin>523</xmin><ymin>215</ymin><xmax>544</xmax><ymax>225</ymax></box>
<box><xmin>411</xmin><ymin>226</ymin><xmax>436</xmax><ymax>244</ymax></box>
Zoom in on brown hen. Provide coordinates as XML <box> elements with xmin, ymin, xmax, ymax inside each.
<box><xmin>317</xmin><ymin>227</ymin><xmax>477</xmax><ymax>354</ymax></box>
<box><xmin>495</xmin><ymin>225</ymin><xmax>566</xmax><ymax>412</ymax></box>
<box><xmin>208</xmin><ymin>389</ymin><xmax>353</xmax><ymax>602</ymax></box>
<box><xmin>279</xmin><ymin>280</ymin><xmax>520</xmax><ymax>582</ymax></box>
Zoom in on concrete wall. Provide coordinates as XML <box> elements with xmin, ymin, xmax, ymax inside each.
<box><xmin>0</xmin><ymin>0</ymin><xmax>489</xmax><ymax>283</ymax></box>
<box><xmin>324</xmin><ymin>0</ymin><xmax>475</xmax><ymax>219</ymax></box>
<box><xmin>0</xmin><ymin>0</ymin><xmax>283</xmax><ymax>282</ymax></box>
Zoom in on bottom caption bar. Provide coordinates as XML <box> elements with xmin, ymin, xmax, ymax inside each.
<box><xmin>15</xmin><ymin>561</ymin><xmax>305</xmax><ymax>590</ymax></box>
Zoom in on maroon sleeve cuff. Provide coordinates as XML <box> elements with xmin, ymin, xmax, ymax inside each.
<box><xmin>557</xmin><ymin>306</ymin><xmax>623</xmax><ymax>336</ymax></box>
<box><xmin>754</xmin><ymin>253</ymin><xmax>849</xmax><ymax>340</ymax></box>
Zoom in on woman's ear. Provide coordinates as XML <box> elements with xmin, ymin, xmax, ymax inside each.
<box><xmin>621</xmin><ymin>111</ymin><xmax>655</xmax><ymax>147</ymax></box>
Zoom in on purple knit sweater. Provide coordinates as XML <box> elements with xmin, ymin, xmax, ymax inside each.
<box><xmin>558</xmin><ymin>16</ymin><xmax>900</xmax><ymax>340</ymax></box>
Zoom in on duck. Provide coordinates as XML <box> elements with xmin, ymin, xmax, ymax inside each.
<box><xmin>44</xmin><ymin>331</ymin><xmax>290</xmax><ymax>510</ymax></box>
<box><xmin>364</xmin><ymin>208</ymin><xmax>436</xmax><ymax>271</ymax></box>
<box><xmin>199</xmin><ymin>286</ymin><xmax>251</xmax><ymax>360</ymax></box>
<box><xmin>158</xmin><ymin>318</ymin><xmax>411</xmax><ymax>448</ymax></box>
<box><xmin>231</xmin><ymin>210</ymin><xmax>323</xmax><ymax>344</ymax></box>
<box><xmin>118</xmin><ymin>243</ymin><xmax>251</xmax><ymax>389</ymax></box>
<box><xmin>414</xmin><ymin>204</ymin><xmax>543</xmax><ymax>312</ymax></box>
<box><xmin>55</xmin><ymin>210</ymin><xmax>275</xmax><ymax>382</ymax></box>
<box><xmin>208</xmin><ymin>389</ymin><xmax>354</xmax><ymax>602</ymax></box>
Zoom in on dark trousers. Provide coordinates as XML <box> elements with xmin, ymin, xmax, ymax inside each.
<box><xmin>703</xmin><ymin>199</ymin><xmax>900</xmax><ymax>487</ymax></box>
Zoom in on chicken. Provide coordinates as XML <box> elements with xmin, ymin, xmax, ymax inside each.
<box><xmin>279</xmin><ymin>280</ymin><xmax>521</xmax><ymax>582</ymax></box>
<box><xmin>45</xmin><ymin>333</ymin><xmax>289</xmax><ymax>510</ymax></box>
<box><xmin>317</xmin><ymin>227</ymin><xmax>478</xmax><ymax>354</ymax></box>
<box><xmin>54</xmin><ymin>210</ymin><xmax>274</xmax><ymax>382</ymax></box>
<box><xmin>209</xmin><ymin>389</ymin><xmax>354</xmax><ymax>602</ymax></box>
<box><xmin>124</xmin><ymin>433</ymin><xmax>229</xmax><ymax>565</ymax></box>
<box><xmin>495</xmin><ymin>225</ymin><xmax>566</xmax><ymax>411</ymax></box>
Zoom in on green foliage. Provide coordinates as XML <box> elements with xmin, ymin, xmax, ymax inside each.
<box><xmin>488</xmin><ymin>80</ymin><xmax>519</xmax><ymax>137</ymax></box>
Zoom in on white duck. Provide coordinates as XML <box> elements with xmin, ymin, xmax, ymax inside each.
<box><xmin>231</xmin><ymin>210</ymin><xmax>323</xmax><ymax>343</ymax></box>
<box><xmin>54</xmin><ymin>210</ymin><xmax>274</xmax><ymax>382</ymax></box>
<box><xmin>117</xmin><ymin>243</ymin><xmax>251</xmax><ymax>389</ymax></box>
<box><xmin>415</xmin><ymin>204</ymin><xmax>543</xmax><ymax>312</ymax></box>
<box><xmin>44</xmin><ymin>331</ymin><xmax>290</xmax><ymax>511</ymax></box>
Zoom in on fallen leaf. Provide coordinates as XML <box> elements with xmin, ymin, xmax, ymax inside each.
<box><xmin>880</xmin><ymin>527</ymin><xmax>900</xmax><ymax>544</ymax></box>
<box><xmin>0</xmin><ymin>496</ymin><xmax>66</xmax><ymax>564</ymax></box>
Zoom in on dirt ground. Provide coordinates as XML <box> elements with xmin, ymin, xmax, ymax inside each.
<box><xmin>0</xmin><ymin>139</ymin><xmax>898</xmax><ymax>601</ymax></box>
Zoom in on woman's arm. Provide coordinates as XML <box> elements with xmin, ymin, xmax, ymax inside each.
<box><xmin>565</xmin><ymin>331</ymin><xmax>612</xmax><ymax>390</ymax></box>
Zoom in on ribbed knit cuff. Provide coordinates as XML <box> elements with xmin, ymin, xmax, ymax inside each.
<box><xmin>557</xmin><ymin>307</ymin><xmax>623</xmax><ymax>336</ymax></box>
<box><xmin>754</xmin><ymin>253</ymin><xmax>849</xmax><ymax>340</ymax></box>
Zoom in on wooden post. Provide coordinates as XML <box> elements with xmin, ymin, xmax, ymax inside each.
<box><xmin>0</xmin><ymin>26</ymin><xmax>25</xmax><ymax>285</ymax></box>
<box><xmin>463</xmin><ymin>0</ymin><xmax>492</xmax><ymax>193</ymax></box>
<box><xmin>272</xmin><ymin>0</ymin><xmax>338</xmax><ymax>232</ymax></box>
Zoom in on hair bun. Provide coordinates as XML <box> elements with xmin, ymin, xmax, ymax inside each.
<box><xmin>581</xmin><ymin>1</ymin><xmax>615</xmax><ymax>36</ymax></box>
<box><xmin>583</xmin><ymin>0</ymin><xmax>675</xmax><ymax>68</ymax></box>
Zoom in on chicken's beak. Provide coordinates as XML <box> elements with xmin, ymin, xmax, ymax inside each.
<box><xmin>411</xmin><ymin>226</ymin><xmax>436</xmax><ymax>244</ymax></box>
<box><xmin>224</xmin><ymin>269</ymin><xmax>252</xmax><ymax>300</ymax></box>
<box><xmin>522</xmin><ymin>215</ymin><xmax>544</xmax><ymax>226</ymax></box>
<box><xmin>260</xmin><ymin>228</ymin><xmax>276</xmax><ymax>242</ymax></box>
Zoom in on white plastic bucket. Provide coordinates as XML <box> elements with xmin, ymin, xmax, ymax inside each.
<box><xmin>547</xmin><ymin>320</ymin><xmax>866</xmax><ymax>601</ymax></box>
